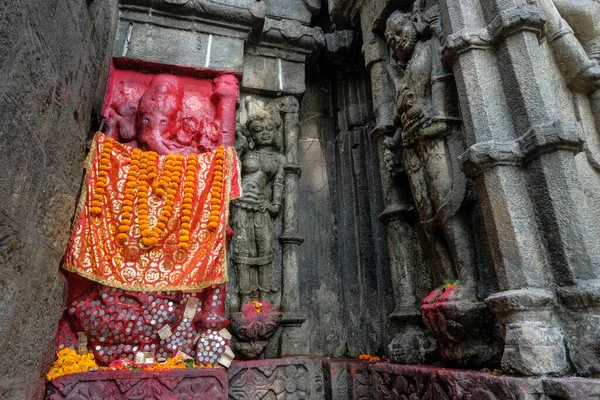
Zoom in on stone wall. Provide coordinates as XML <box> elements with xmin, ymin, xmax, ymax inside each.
<box><xmin>0</xmin><ymin>1</ymin><xmax>118</xmax><ymax>398</ymax></box>
<box><xmin>297</xmin><ymin>69</ymin><xmax>395</xmax><ymax>357</ymax></box>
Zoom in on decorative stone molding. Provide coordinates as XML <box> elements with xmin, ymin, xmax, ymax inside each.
<box><xmin>227</xmin><ymin>357</ymin><xmax>324</xmax><ymax>400</ymax></box>
<box><xmin>263</xmin><ymin>18</ymin><xmax>326</xmax><ymax>54</ymax></box>
<box><xmin>46</xmin><ymin>369</ymin><xmax>228</xmax><ymax>400</ymax></box>
<box><xmin>120</xmin><ymin>0</ymin><xmax>265</xmax><ymax>37</ymax></box>
<box><xmin>443</xmin><ymin>5</ymin><xmax>546</xmax><ymax>62</ymax></box>
<box><xmin>461</xmin><ymin>120</ymin><xmax>585</xmax><ymax>177</ymax></box>
<box><xmin>370</xmin><ymin>363</ymin><xmax>543</xmax><ymax>400</ymax></box>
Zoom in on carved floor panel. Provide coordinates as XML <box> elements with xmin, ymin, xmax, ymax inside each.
<box><xmin>227</xmin><ymin>356</ymin><xmax>324</xmax><ymax>399</ymax></box>
<box><xmin>45</xmin><ymin>369</ymin><xmax>228</xmax><ymax>400</ymax></box>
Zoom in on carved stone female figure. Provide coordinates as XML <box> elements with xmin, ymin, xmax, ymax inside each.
<box><xmin>231</xmin><ymin>97</ymin><xmax>286</xmax><ymax>305</ymax></box>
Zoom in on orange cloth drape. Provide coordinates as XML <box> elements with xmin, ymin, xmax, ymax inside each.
<box><xmin>63</xmin><ymin>133</ymin><xmax>241</xmax><ymax>291</ymax></box>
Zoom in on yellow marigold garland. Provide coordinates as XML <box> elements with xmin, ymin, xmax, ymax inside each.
<box><xmin>46</xmin><ymin>348</ymin><xmax>98</xmax><ymax>380</ymax></box>
<box><xmin>116</xmin><ymin>148</ymin><xmax>142</xmax><ymax>245</ymax></box>
<box><xmin>208</xmin><ymin>146</ymin><xmax>225</xmax><ymax>231</ymax></box>
<box><xmin>89</xmin><ymin>138</ymin><xmax>114</xmax><ymax>216</ymax></box>
<box><xmin>179</xmin><ymin>154</ymin><xmax>197</xmax><ymax>250</ymax></box>
<box><xmin>91</xmin><ymin>139</ymin><xmax>226</xmax><ymax>249</ymax></box>
<box><xmin>140</xmin><ymin>152</ymin><xmax>177</xmax><ymax>248</ymax></box>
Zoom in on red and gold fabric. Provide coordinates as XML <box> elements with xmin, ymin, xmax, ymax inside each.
<box><xmin>63</xmin><ymin>133</ymin><xmax>241</xmax><ymax>291</ymax></box>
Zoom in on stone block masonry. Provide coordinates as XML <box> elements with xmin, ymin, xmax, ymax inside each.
<box><xmin>0</xmin><ymin>1</ymin><xmax>119</xmax><ymax>398</ymax></box>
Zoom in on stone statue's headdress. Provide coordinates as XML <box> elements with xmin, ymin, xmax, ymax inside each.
<box><xmin>237</xmin><ymin>96</ymin><xmax>283</xmax><ymax>150</ymax></box>
<box><xmin>138</xmin><ymin>74</ymin><xmax>184</xmax><ymax>117</ymax></box>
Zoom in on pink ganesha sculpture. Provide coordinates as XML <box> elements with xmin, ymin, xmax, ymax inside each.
<box><xmin>57</xmin><ymin>72</ymin><xmax>240</xmax><ymax>367</ymax></box>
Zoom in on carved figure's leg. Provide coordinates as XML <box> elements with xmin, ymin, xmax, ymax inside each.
<box><xmin>420</xmin><ymin>136</ymin><xmax>476</xmax><ymax>298</ymax></box>
<box><xmin>254</xmin><ymin>210</ymin><xmax>275</xmax><ymax>302</ymax></box>
<box><xmin>402</xmin><ymin>147</ymin><xmax>455</xmax><ymax>283</ymax></box>
<box><xmin>231</xmin><ymin>206</ymin><xmax>257</xmax><ymax>304</ymax></box>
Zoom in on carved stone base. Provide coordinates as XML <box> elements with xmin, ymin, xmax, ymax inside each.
<box><xmin>387</xmin><ymin>320</ymin><xmax>438</xmax><ymax>365</ymax></box>
<box><xmin>370</xmin><ymin>363</ymin><xmax>541</xmax><ymax>400</ymax></box>
<box><xmin>486</xmin><ymin>289</ymin><xmax>567</xmax><ymax>376</ymax></box>
<box><xmin>45</xmin><ymin>369</ymin><xmax>228</xmax><ymax>400</ymax></box>
<box><xmin>322</xmin><ymin>360</ymin><xmax>600</xmax><ymax>400</ymax></box>
<box><xmin>421</xmin><ymin>286</ymin><xmax>503</xmax><ymax>368</ymax></box>
<box><xmin>557</xmin><ymin>282</ymin><xmax>600</xmax><ymax>377</ymax></box>
<box><xmin>323</xmin><ymin>359</ymin><xmax>370</xmax><ymax>400</ymax></box>
<box><xmin>227</xmin><ymin>356</ymin><xmax>324</xmax><ymax>399</ymax></box>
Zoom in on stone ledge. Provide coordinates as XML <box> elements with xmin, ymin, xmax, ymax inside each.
<box><xmin>45</xmin><ymin>369</ymin><xmax>228</xmax><ymax>400</ymax></box>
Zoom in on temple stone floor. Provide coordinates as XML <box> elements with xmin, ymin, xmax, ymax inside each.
<box><xmin>45</xmin><ymin>357</ymin><xmax>600</xmax><ymax>399</ymax></box>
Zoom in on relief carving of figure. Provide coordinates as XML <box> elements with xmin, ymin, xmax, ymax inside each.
<box><xmin>384</xmin><ymin>5</ymin><xmax>478</xmax><ymax>299</ymax></box>
<box><xmin>384</xmin><ymin>4</ymin><xmax>504</xmax><ymax>366</ymax></box>
<box><xmin>538</xmin><ymin>0</ymin><xmax>600</xmax><ymax>166</ymax></box>
<box><xmin>231</xmin><ymin>97</ymin><xmax>286</xmax><ymax>305</ymax></box>
<box><xmin>105</xmin><ymin>75</ymin><xmax>221</xmax><ymax>153</ymax></box>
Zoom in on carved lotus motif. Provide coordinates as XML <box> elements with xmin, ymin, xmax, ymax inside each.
<box><xmin>231</xmin><ymin>302</ymin><xmax>282</xmax><ymax>341</ymax></box>
<box><xmin>230</xmin><ymin>301</ymin><xmax>282</xmax><ymax>359</ymax></box>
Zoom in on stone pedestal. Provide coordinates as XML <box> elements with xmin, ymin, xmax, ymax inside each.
<box><xmin>486</xmin><ymin>289</ymin><xmax>567</xmax><ymax>376</ymax></box>
<box><xmin>45</xmin><ymin>369</ymin><xmax>228</xmax><ymax>400</ymax></box>
<box><xmin>421</xmin><ymin>286</ymin><xmax>503</xmax><ymax>368</ymax></box>
<box><xmin>557</xmin><ymin>282</ymin><xmax>600</xmax><ymax>376</ymax></box>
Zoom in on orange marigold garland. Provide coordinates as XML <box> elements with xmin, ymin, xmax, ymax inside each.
<box><xmin>90</xmin><ymin>137</ymin><xmax>114</xmax><ymax>216</ymax></box>
<box><xmin>117</xmin><ymin>148</ymin><xmax>142</xmax><ymax>245</ymax></box>
<box><xmin>92</xmin><ymin>139</ymin><xmax>227</xmax><ymax>250</ymax></box>
<box><xmin>208</xmin><ymin>146</ymin><xmax>225</xmax><ymax>231</ymax></box>
<box><xmin>179</xmin><ymin>154</ymin><xmax>197</xmax><ymax>250</ymax></box>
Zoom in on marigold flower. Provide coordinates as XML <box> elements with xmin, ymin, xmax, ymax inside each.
<box><xmin>90</xmin><ymin>207</ymin><xmax>102</xmax><ymax>215</ymax></box>
<box><xmin>182</xmin><ymin>210</ymin><xmax>192</xmax><ymax>216</ymax></box>
<box><xmin>179</xmin><ymin>235</ymin><xmax>189</xmax><ymax>242</ymax></box>
<box><xmin>116</xmin><ymin>233</ymin><xmax>128</xmax><ymax>244</ymax></box>
<box><xmin>208</xmin><ymin>221</ymin><xmax>218</xmax><ymax>229</ymax></box>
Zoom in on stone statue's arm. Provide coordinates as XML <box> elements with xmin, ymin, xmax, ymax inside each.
<box><xmin>386</xmin><ymin>62</ymin><xmax>404</xmax><ymax>96</ymax></box>
<box><xmin>539</xmin><ymin>0</ymin><xmax>600</xmax><ymax>92</ymax></box>
<box><xmin>425</xmin><ymin>37</ymin><xmax>460</xmax><ymax>138</ymax></box>
<box><xmin>268</xmin><ymin>154</ymin><xmax>286</xmax><ymax>215</ymax></box>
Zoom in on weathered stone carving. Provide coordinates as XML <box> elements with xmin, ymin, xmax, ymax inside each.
<box><xmin>370</xmin><ymin>363</ymin><xmax>543</xmax><ymax>400</ymax></box>
<box><xmin>383</xmin><ymin>3</ymin><xmax>501</xmax><ymax>367</ymax></box>
<box><xmin>231</xmin><ymin>96</ymin><xmax>286</xmax><ymax>305</ymax></box>
<box><xmin>230</xmin><ymin>301</ymin><xmax>282</xmax><ymax>359</ymax></box>
<box><xmin>46</xmin><ymin>369</ymin><xmax>228</xmax><ymax>400</ymax></box>
<box><xmin>228</xmin><ymin>357</ymin><xmax>323</xmax><ymax>400</ymax></box>
<box><xmin>539</xmin><ymin>0</ymin><xmax>600</xmax><ymax>170</ymax></box>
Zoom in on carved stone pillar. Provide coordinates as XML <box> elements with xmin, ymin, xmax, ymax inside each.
<box><xmin>360</xmin><ymin>8</ymin><xmax>437</xmax><ymax>365</ymax></box>
<box><xmin>278</xmin><ymin>96</ymin><xmax>308</xmax><ymax>356</ymax></box>
<box><xmin>439</xmin><ymin>0</ymin><xmax>600</xmax><ymax>375</ymax></box>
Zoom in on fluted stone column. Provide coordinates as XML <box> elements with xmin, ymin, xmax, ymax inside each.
<box><xmin>278</xmin><ymin>96</ymin><xmax>308</xmax><ymax>356</ymax></box>
<box><xmin>439</xmin><ymin>0</ymin><xmax>600</xmax><ymax>375</ymax></box>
